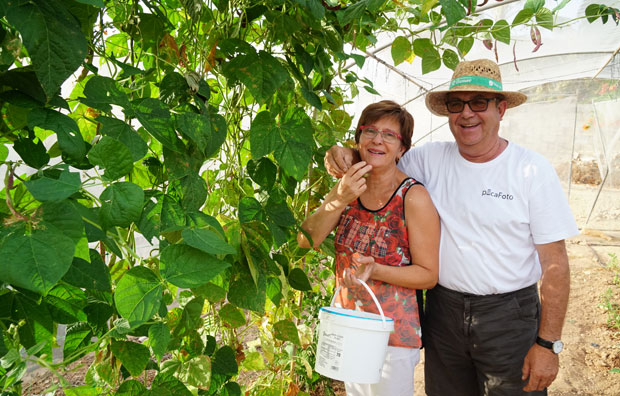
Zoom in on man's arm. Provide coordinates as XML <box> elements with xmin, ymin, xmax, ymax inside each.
<box><xmin>522</xmin><ymin>239</ymin><xmax>571</xmax><ymax>391</ymax></box>
<box><xmin>324</xmin><ymin>145</ymin><xmax>360</xmax><ymax>178</ymax></box>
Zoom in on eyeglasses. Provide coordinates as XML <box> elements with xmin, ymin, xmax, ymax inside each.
<box><xmin>445</xmin><ymin>97</ymin><xmax>499</xmax><ymax>113</ymax></box>
<box><xmin>359</xmin><ymin>125</ymin><xmax>402</xmax><ymax>144</ymax></box>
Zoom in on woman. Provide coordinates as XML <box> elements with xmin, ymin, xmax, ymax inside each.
<box><xmin>298</xmin><ymin>100</ymin><xmax>440</xmax><ymax>396</ymax></box>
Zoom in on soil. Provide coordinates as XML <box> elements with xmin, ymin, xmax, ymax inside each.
<box><xmin>21</xmin><ymin>185</ymin><xmax>620</xmax><ymax>395</ymax></box>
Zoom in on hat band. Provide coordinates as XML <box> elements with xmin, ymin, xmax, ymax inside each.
<box><xmin>450</xmin><ymin>75</ymin><xmax>503</xmax><ymax>91</ymax></box>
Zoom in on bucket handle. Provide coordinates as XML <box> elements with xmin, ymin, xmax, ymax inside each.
<box><xmin>330</xmin><ymin>278</ymin><xmax>389</xmax><ymax>329</ymax></box>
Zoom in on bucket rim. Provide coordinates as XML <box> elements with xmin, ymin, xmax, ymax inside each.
<box><xmin>320</xmin><ymin>306</ymin><xmax>394</xmax><ymax>322</ymax></box>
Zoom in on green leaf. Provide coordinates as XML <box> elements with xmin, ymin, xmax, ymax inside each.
<box><xmin>212</xmin><ymin>346</ymin><xmax>238</xmax><ymax>376</ymax></box>
<box><xmin>266</xmin><ymin>276</ymin><xmax>283</xmax><ymax>306</ymax></box>
<box><xmin>457</xmin><ymin>37</ymin><xmax>474</xmax><ymax>56</ymax></box>
<box><xmin>44</xmin><ymin>284</ymin><xmax>87</xmax><ymax>324</ymax></box>
<box><xmin>242</xmin><ymin>351</ymin><xmax>266</xmax><ymax>371</ymax></box>
<box><xmin>391</xmin><ymin>36</ymin><xmax>412</xmax><ymax>66</ymax></box>
<box><xmin>116</xmin><ymin>380</ymin><xmax>147</xmax><ymax>396</ymax></box>
<box><xmin>148</xmin><ymin>322</ymin><xmax>171</xmax><ymax>361</ymax></box>
<box><xmin>0</xmin><ymin>227</ymin><xmax>75</xmax><ymax>294</ymax></box>
<box><xmin>421</xmin><ymin>47</ymin><xmax>441</xmax><ymax>74</ymax></box>
<box><xmin>177</xmin><ymin>355</ymin><xmax>212</xmax><ymax>390</ymax></box>
<box><xmin>219</xmin><ymin>303</ymin><xmax>246</xmax><ymax>328</ymax></box>
<box><xmin>40</xmin><ymin>200</ymin><xmax>85</xmax><ymax>243</ymax></box>
<box><xmin>4</xmin><ymin>0</ymin><xmax>88</xmax><ymax>99</ymax></box>
<box><xmin>249</xmin><ymin>111</ymin><xmax>279</xmax><ymax>159</ymax></box>
<box><xmin>300</xmin><ymin>87</ymin><xmax>322</xmax><ymax>111</ymax></box>
<box><xmin>64</xmin><ymin>386</ymin><xmax>103</xmax><ymax>396</ymax></box>
<box><xmin>247</xmin><ymin>158</ymin><xmax>277</xmax><ymax>190</ymax></box>
<box><xmin>273</xmin><ymin>319</ymin><xmax>300</xmax><ymax>346</ymax></box>
<box><xmin>491</xmin><ymin>20</ymin><xmax>511</xmax><ymax>45</ymax></box>
<box><xmin>273</xmin><ymin>108</ymin><xmax>314</xmax><ymax>180</ymax></box>
<box><xmin>160</xmin><ymin>244</ymin><xmax>231</xmax><ymax>288</ymax></box>
<box><xmin>62</xmin><ymin>250</ymin><xmax>112</xmax><ymax>291</ymax></box>
<box><xmin>63</xmin><ymin>322</ymin><xmax>92</xmax><ymax>363</ymax></box>
<box><xmin>536</xmin><ymin>8</ymin><xmax>554</xmax><ymax>30</ymax></box>
<box><xmin>222</xmin><ymin>47</ymin><xmax>290</xmax><ymax>104</ymax></box>
<box><xmin>114</xmin><ymin>266</ymin><xmax>163</xmax><ymax>326</ymax></box>
<box><xmin>192</xmin><ymin>282</ymin><xmax>227</xmax><ymax>303</ymax></box>
<box><xmin>10</xmin><ymin>293</ymin><xmax>54</xmax><ymax>356</ymax></box>
<box><xmin>239</xmin><ymin>197</ymin><xmax>263</xmax><ymax>223</ymax></box>
<box><xmin>176</xmin><ymin>111</ymin><xmax>214</xmax><ymax>155</ymax></box>
<box><xmin>296</xmin><ymin>0</ymin><xmax>325</xmax><ymax>20</ymax></box>
<box><xmin>28</xmin><ymin>108</ymin><xmax>86</xmax><ymax>160</ymax></box>
<box><xmin>442</xmin><ymin>49</ymin><xmax>459</xmax><ymax>70</ymax></box>
<box><xmin>111</xmin><ymin>339</ymin><xmax>150</xmax><ymax>377</ymax></box>
<box><xmin>512</xmin><ymin>9</ymin><xmax>534</xmax><ymax>25</ymax></box>
<box><xmin>337</xmin><ymin>0</ymin><xmax>367</xmax><ymax>25</ymax></box>
<box><xmin>264</xmin><ymin>200</ymin><xmax>295</xmax><ymax>227</ymax></box>
<box><xmin>288</xmin><ymin>268</ymin><xmax>312</xmax><ymax>291</ymax></box>
<box><xmin>97</xmin><ymin>116</ymin><xmax>147</xmax><ymax>162</ymax></box>
<box><xmin>131</xmin><ymin>98</ymin><xmax>185</xmax><ymax>152</ymax></box>
<box><xmin>172</xmin><ymin>298</ymin><xmax>204</xmax><ymax>338</ymax></box>
<box><xmin>179</xmin><ymin>173</ymin><xmax>207</xmax><ymax>211</ymax></box>
<box><xmin>99</xmin><ymin>182</ymin><xmax>144</xmax><ymax>228</ymax></box>
<box><xmin>150</xmin><ymin>372</ymin><xmax>193</xmax><ymax>396</ymax></box>
<box><xmin>439</xmin><ymin>0</ymin><xmax>467</xmax><ymax>26</ymax></box>
<box><xmin>81</xmin><ymin>76</ymin><xmax>131</xmax><ymax>112</ymax></box>
<box><xmin>13</xmin><ymin>137</ymin><xmax>49</xmax><ymax>169</ymax></box>
<box><xmin>24</xmin><ymin>169</ymin><xmax>81</xmax><ymax>202</ymax></box>
<box><xmin>228</xmin><ymin>262</ymin><xmax>266</xmax><ymax>314</ymax></box>
<box><xmin>524</xmin><ymin>0</ymin><xmax>545</xmax><ymax>12</ymax></box>
<box><xmin>88</xmin><ymin>136</ymin><xmax>134</xmax><ymax>180</ymax></box>
<box><xmin>159</xmin><ymin>72</ymin><xmax>191</xmax><ymax>106</ymax></box>
<box><xmin>585</xmin><ymin>4</ymin><xmax>600</xmax><ymax>23</ymax></box>
<box><xmin>182</xmin><ymin>228</ymin><xmax>235</xmax><ymax>255</ymax></box>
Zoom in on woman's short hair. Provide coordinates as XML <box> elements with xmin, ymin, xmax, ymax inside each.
<box><xmin>354</xmin><ymin>100</ymin><xmax>414</xmax><ymax>152</ymax></box>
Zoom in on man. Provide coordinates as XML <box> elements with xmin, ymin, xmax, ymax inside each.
<box><xmin>325</xmin><ymin>59</ymin><xmax>579</xmax><ymax>395</ymax></box>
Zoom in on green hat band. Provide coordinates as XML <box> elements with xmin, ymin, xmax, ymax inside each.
<box><xmin>450</xmin><ymin>75</ymin><xmax>503</xmax><ymax>91</ymax></box>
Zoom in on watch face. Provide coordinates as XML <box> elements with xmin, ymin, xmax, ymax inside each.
<box><xmin>552</xmin><ymin>340</ymin><xmax>564</xmax><ymax>354</ymax></box>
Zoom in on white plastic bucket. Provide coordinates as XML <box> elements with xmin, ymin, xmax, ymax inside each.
<box><xmin>315</xmin><ymin>279</ymin><xmax>394</xmax><ymax>384</ymax></box>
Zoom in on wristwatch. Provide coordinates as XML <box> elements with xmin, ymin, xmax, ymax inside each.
<box><xmin>536</xmin><ymin>336</ymin><xmax>564</xmax><ymax>354</ymax></box>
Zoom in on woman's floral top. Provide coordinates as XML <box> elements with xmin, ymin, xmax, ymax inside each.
<box><xmin>334</xmin><ymin>178</ymin><xmax>422</xmax><ymax>348</ymax></box>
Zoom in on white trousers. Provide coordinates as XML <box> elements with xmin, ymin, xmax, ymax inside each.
<box><xmin>345</xmin><ymin>346</ymin><xmax>420</xmax><ymax>396</ymax></box>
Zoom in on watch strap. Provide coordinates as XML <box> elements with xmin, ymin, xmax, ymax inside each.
<box><xmin>535</xmin><ymin>336</ymin><xmax>554</xmax><ymax>349</ymax></box>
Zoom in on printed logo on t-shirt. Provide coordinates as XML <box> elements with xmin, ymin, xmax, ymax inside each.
<box><xmin>481</xmin><ymin>189</ymin><xmax>514</xmax><ymax>200</ymax></box>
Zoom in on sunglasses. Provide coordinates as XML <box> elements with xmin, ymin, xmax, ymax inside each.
<box><xmin>445</xmin><ymin>97</ymin><xmax>499</xmax><ymax>113</ymax></box>
<box><xmin>359</xmin><ymin>125</ymin><xmax>402</xmax><ymax>144</ymax></box>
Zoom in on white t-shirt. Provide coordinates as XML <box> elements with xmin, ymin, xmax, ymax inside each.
<box><xmin>398</xmin><ymin>141</ymin><xmax>579</xmax><ymax>295</ymax></box>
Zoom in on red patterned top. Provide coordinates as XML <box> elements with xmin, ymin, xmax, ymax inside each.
<box><xmin>334</xmin><ymin>178</ymin><xmax>421</xmax><ymax>348</ymax></box>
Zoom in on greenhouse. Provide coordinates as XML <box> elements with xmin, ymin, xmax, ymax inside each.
<box><xmin>0</xmin><ymin>0</ymin><xmax>619</xmax><ymax>395</ymax></box>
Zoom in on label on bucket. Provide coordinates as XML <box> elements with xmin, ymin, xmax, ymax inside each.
<box><xmin>316</xmin><ymin>330</ymin><xmax>345</xmax><ymax>372</ymax></box>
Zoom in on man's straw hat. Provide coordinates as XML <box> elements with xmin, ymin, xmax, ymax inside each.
<box><xmin>425</xmin><ymin>59</ymin><xmax>527</xmax><ymax>116</ymax></box>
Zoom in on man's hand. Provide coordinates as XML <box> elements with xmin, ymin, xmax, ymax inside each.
<box><xmin>325</xmin><ymin>145</ymin><xmax>357</xmax><ymax>178</ymax></box>
<box><xmin>521</xmin><ymin>344</ymin><xmax>559</xmax><ymax>391</ymax></box>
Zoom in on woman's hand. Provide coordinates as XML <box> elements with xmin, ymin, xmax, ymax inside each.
<box><xmin>334</xmin><ymin>161</ymin><xmax>372</xmax><ymax>205</ymax></box>
<box><xmin>342</xmin><ymin>252</ymin><xmax>376</xmax><ymax>288</ymax></box>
